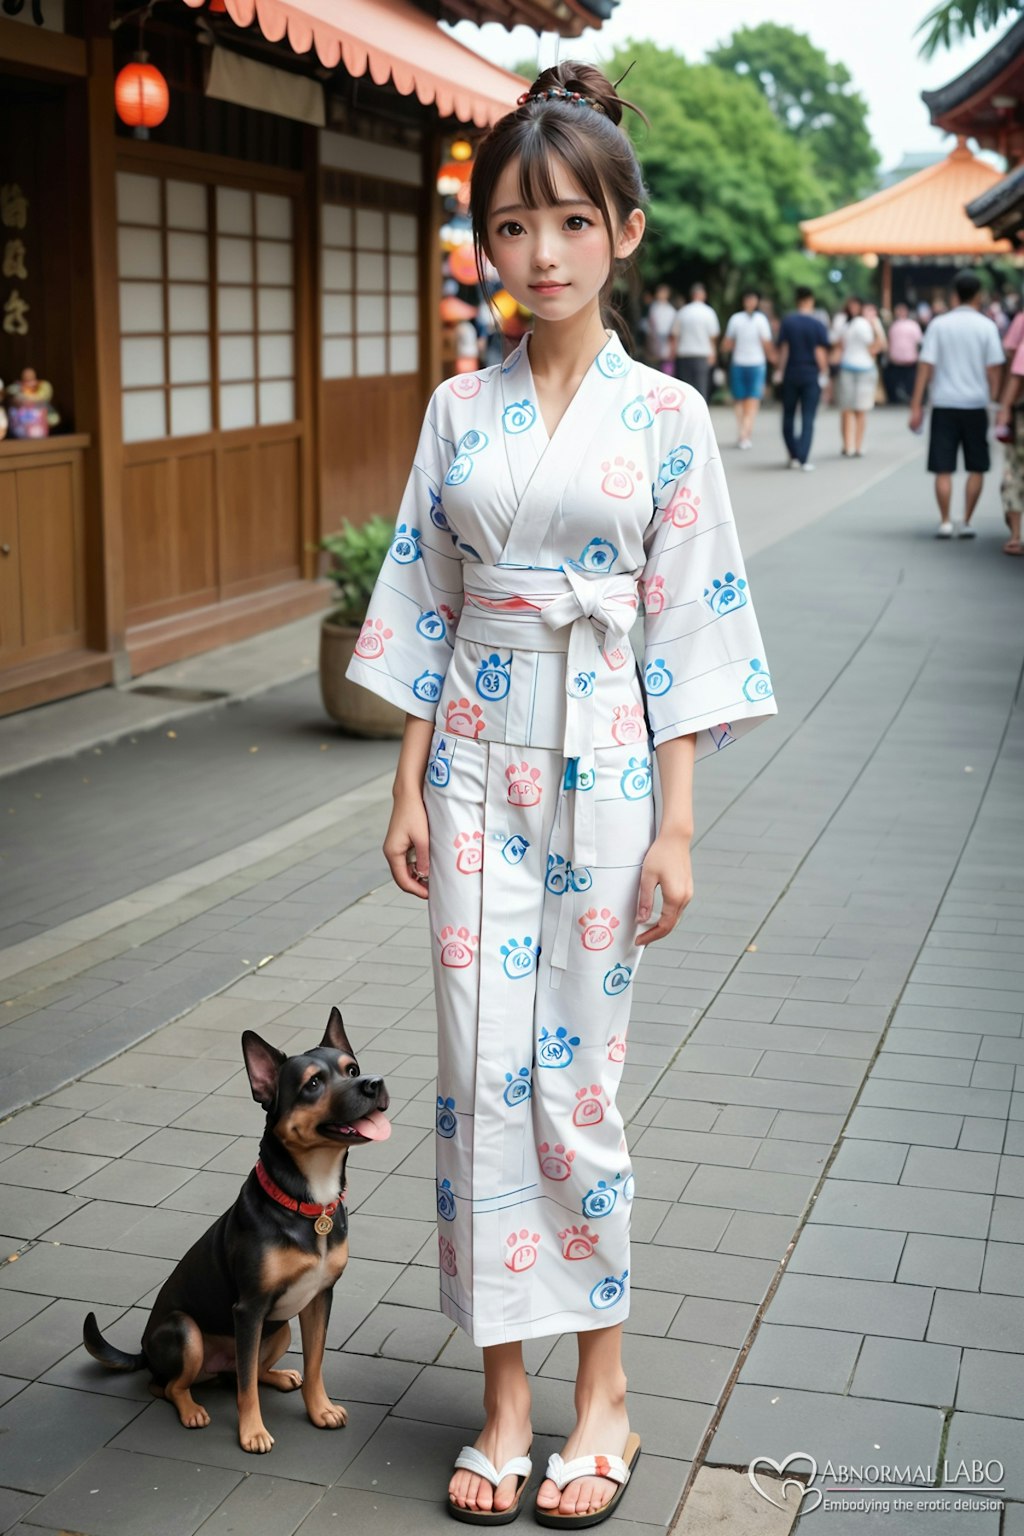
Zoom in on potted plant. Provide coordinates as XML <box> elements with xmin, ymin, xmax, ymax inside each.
<box><xmin>318</xmin><ymin>516</ymin><xmax>406</xmax><ymax>738</ymax></box>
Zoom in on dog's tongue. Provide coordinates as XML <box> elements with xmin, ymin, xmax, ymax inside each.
<box><xmin>351</xmin><ymin>1109</ymin><xmax>391</xmax><ymax>1141</ymax></box>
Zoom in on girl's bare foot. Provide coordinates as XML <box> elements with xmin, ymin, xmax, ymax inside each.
<box><xmin>535</xmin><ymin>1380</ymin><xmax>630</xmax><ymax>1519</ymax></box>
<box><xmin>448</xmin><ymin>1384</ymin><xmax>532</xmax><ymax>1516</ymax></box>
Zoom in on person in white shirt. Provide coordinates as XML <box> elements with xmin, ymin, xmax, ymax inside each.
<box><xmin>909</xmin><ymin>269</ymin><xmax>1005</xmax><ymax>538</ymax></box>
<box><xmin>722</xmin><ymin>289</ymin><xmax>776</xmax><ymax>448</ymax></box>
<box><xmin>830</xmin><ymin>295</ymin><xmax>883</xmax><ymax>457</ymax></box>
<box><xmin>670</xmin><ymin>282</ymin><xmax>720</xmax><ymax>400</ymax></box>
<box><xmin>646</xmin><ymin>282</ymin><xmax>677</xmax><ymax>373</ymax></box>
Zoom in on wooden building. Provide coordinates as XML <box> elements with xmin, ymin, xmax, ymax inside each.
<box><xmin>0</xmin><ymin>0</ymin><xmax>614</xmax><ymax>718</ymax></box>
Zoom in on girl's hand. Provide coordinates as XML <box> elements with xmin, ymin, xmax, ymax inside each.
<box><xmin>383</xmin><ymin>791</ymin><xmax>431</xmax><ymax>899</ymax></box>
<box><xmin>636</xmin><ymin>831</ymin><xmax>693</xmax><ymax>946</ymax></box>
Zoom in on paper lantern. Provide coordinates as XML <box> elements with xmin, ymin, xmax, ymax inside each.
<box><xmin>440</xmin><ymin>295</ymin><xmax>478</xmax><ymax>323</ymax></box>
<box><xmin>448</xmin><ymin>243</ymin><xmax>480</xmax><ymax>287</ymax></box>
<box><xmin>437</xmin><ymin>159</ymin><xmax>472</xmax><ymax>197</ymax></box>
<box><xmin>208</xmin><ymin>0</ymin><xmax>228</xmax><ymax>9</ymax></box>
<box><xmin>115</xmin><ymin>55</ymin><xmax>170</xmax><ymax>138</ymax></box>
<box><xmin>450</xmin><ymin>139</ymin><xmax>473</xmax><ymax>162</ymax></box>
<box><xmin>490</xmin><ymin>289</ymin><xmax>518</xmax><ymax>321</ymax></box>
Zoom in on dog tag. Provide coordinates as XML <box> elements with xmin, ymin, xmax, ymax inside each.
<box><xmin>314</xmin><ymin>1214</ymin><xmax>334</xmax><ymax>1236</ymax></box>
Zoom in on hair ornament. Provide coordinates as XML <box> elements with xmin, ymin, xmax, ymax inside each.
<box><xmin>517</xmin><ymin>84</ymin><xmax>607</xmax><ymax>113</ymax></box>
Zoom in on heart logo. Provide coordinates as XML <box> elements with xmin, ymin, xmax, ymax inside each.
<box><xmin>748</xmin><ymin>1452</ymin><xmax>822</xmax><ymax>1515</ymax></box>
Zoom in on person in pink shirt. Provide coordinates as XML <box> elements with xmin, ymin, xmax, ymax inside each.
<box><xmin>995</xmin><ymin>308</ymin><xmax>1024</xmax><ymax>554</ymax></box>
<box><xmin>884</xmin><ymin>303</ymin><xmax>923</xmax><ymax>404</ymax></box>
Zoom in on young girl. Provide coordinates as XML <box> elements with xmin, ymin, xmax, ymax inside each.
<box><xmin>346</xmin><ymin>61</ymin><xmax>776</xmax><ymax>1529</ymax></box>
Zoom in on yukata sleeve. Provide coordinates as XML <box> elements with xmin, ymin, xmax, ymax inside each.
<box><xmin>639</xmin><ymin>396</ymin><xmax>778</xmax><ymax>761</ymax></box>
<box><xmin>344</xmin><ymin>391</ymin><xmax>465</xmax><ymax>720</ymax></box>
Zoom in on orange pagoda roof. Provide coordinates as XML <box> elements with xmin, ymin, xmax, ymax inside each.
<box><xmin>800</xmin><ymin>141</ymin><xmax>1012</xmax><ymax>257</ymax></box>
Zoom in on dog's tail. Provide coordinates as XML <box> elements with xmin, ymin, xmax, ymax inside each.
<box><xmin>83</xmin><ymin>1311</ymin><xmax>146</xmax><ymax>1372</ymax></box>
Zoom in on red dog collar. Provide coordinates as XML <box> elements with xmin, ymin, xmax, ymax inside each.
<box><xmin>255</xmin><ymin>1160</ymin><xmax>346</xmax><ymax>1233</ymax></box>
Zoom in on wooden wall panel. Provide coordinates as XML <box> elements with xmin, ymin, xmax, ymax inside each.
<box><xmin>0</xmin><ymin>475</ymin><xmax>21</xmax><ymax>658</ymax></box>
<box><xmin>218</xmin><ymin>443</ymin><xmax>254</xmax><ymax>591</ymax></box>
<box><xmin>220</xmin><ymin>436</ymin><xmax>300</xmax><ymax>593</ymax></box>
<box><xmin>17</xmin><ymin>461</ymin><xmax>82</xmax><ymax>649</ymax></box>
<box><xmin>320</xmin><ymin>376</ymin><xmax>422</xmax><ymax>536</ymax></box>
<box><xmin>123</xmin><ymin>450</ymin><xmax>217</xmax><ymax>622</ymax></box>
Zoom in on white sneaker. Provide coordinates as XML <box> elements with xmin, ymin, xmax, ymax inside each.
<box><xmin>955</xmin><ymin>521</ymin><xmax>977</xmax><ymax>539</ymax></box>
<box><xmin>801</xmin><ymin>462</ymin><xmax>816</xmax><ymax>472</ymax></box>
<box><xmin>937</xmin><ymin>521</ymin><xmax>954</xmax><ymax>538</ymax></box>
<box><xmin>739</xmin><ymin>438</ymin><xmax>752</xmax><ymax>450</ymax></box>
<box><xmin>787</xmin><ymin>458</ymin><xmax>799</xmax><ymax>470</ymax></box>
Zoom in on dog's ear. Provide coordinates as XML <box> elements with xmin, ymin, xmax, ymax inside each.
<box><xmin>242</xmin><ymin>1030</ymin><xmax>287</xmax><ymax>1109</ymax></box>
<box><xmin>320</xmin><ymin>1005</ymin><xmax>355</xmax><ymax>1059</ymax></box>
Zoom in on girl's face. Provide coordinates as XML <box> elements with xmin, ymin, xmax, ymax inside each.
<box><xmin>483</xmin><ymin>154</ymin><xmax>643</xmax><ymax>324</ymax></box>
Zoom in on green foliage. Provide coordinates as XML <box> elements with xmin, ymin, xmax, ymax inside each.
<box><xmin>319</xmin><ymin>516</ymin><xmax>394</xmax><ymax>627</ymax></box>
<box><xmin>916</xmin><ymin>0</ymin><xmax>1021</xmax><ymax>58</ymax></box>
<box><xmin>607</xmin><ymin>40</ymin><xmax>829</xmax><ymax>310</ymax></box>
<box><xmin>708</xmin><ymin>23</ymin><xmax>879</xmax><ymax>205</ymax></box>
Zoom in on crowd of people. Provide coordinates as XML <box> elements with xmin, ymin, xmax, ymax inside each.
<box><xmin>642</xmin><ymin>273</ymin><xmax>1024</xmax><ymax>553</ymax></box>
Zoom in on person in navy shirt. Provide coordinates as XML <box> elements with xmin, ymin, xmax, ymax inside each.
<box><xmin>776</xmin><ymin>286</ymin><xmax>831</xmax><ymax>470</ymax></box>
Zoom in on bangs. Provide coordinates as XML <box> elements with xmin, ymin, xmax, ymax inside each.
<box><xmin>512</xmin><ymin>120</ymin><xmax>613</xmax><ymax>232</ymax></box>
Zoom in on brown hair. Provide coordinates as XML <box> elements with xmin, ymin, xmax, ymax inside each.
<box><xmin>469</xmin><ymin>61</ymin><xmax>648</xmax><ymax>331</ymax></box>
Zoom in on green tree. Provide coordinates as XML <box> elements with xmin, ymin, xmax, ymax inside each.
<box><xmin>708</xmin><ymin>23</ymin><xmax>879</xmax><ymax>205</ymax></box>
<box><xmin>604</xmin><ymin>41</ymin><xmax>828</xmax><ymax>310</ymax></box>
<box><xmin>917</xmin><ymin>0</ymin><xmax>1021</xmax><ymax>58</ymax></box>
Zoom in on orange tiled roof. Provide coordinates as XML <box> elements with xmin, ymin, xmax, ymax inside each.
<box><xmin>801</xmin><ymin>141</ymin><xmax>1012</xmax><ymax>257</ymax></box>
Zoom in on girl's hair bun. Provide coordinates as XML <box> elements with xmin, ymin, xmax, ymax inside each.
<box><xmin>526</xmin><ymin>60</ymin><xmax>639</xmax><ymax>128</ymax></box>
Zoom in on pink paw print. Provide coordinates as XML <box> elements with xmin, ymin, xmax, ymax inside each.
<box><xmin>439</xmin><ymin>1235</ymin><xmax>458</xmax><ymax>1275</ymax></box>
<box><xmin>579</xmin><ymin>907</ymin><xmax>620</xmax><ymax>951</ymax></box>
<box><xmin>504</xmin><ymin>1229</ymin><xmax>540</xmax><ymax>1272</ymax></box>
<box><xmin>647</xmin><ymin>383</ymin><xmax>683</xmax><ymax>414</ymax></box>
<box><xmin>353</xmin><ymin>617</ymin><xmax>393</xmax><ymax>659</ymax></box>
<box><xmin>602</xmin><ymin>644</ymin><xmax>630</xmax><ymax>670</ymax></box>
<box><xmin>506</xmin><ymin>761</ymin><xmax>542</xmax><ymax>808</ymax></box>
<box><xmin>438</xmin><ymin>925</ymin><xmax>479</xmax><ymax>968</ymax></box>
<box><xmin>663</xmin><ymin>484</ymin><xmax>700</xmax><ymax>528</ymax></box>
<box><xmin>445</xmin><ymin>698</ymin><xmax>485</xmax><ymax>739</ymax></box>
<box><xmin>538</xmin><ymin>1142</ymin><xmax>576</xmax><ymax>1181</ymax></box>
<box><xmin>449</xmin><ymin>374</ymin><xmax>482</xmax><ymax>399</ymax></box>
<box><xmin>601</xmin><ymin>456</ymin><xmax>644</xmax><ymax>500</ymax></box>
<box><xmin>573</xmin><ymin>1083</ymin><xmax>610</xmax><ymax>1127</ymax></box>
<box><xmin>559</xmin><ymin>1223</ymin><xmax>600</xmax><ymax>1260</ymax></box>
<box><xmin>641</xmin><ymin>573</ymin><xmax>667</xmax><ymax>615</ymax></box>
<box><xmin>439</xmin><ymin>603</ymin><xmax>457</xmax><ymax>629</ymax></box>
<box><xmin>611</xmin><ymin>704</ymin><xmax>646</xmax><ymax>745</ymax></box>
<box><xmin>607</xmin><ymin>1035</ymin><xmax>627</xmax><ymax>1063</ymax></box>
<box><xmin>453</xmin><ymin>831</ymin><xmax>483</xmax><ymax>874</ymax></box>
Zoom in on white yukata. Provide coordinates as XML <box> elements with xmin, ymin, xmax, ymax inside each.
<box><xmin>346</xmin><ymin>329</ymin><xmax>777</xmax><ymax>1346</ymax></box>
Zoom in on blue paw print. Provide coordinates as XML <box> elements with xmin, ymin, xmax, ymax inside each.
<box><xmin>547</xmin><ymin>855</ymin><xmax>593</xmax><ymax>895</ymax></box>
<box><xmin>603</xmin><ymin>962</ymin><xmax>633</xmax><ymax>995</ymax></box>
<box><xmin>428</xmin><ymin>736</ymin><xmax>452</xmax><ymax>787</ymax></box>
<box><xmin>389</xmin><ymin>523</ymin><xmax>422</xmax><ymax>564</ymax></box>
<box><xmin>569</xmin><ymin>669</ymin><xmax>596</xmax><ymax>699</ymax></box>
<box><xmin>621</xmin><ymin>396</ymin><xmax>654</xmax><ymax>431</ymax></box>
<box><xmin>704</xmin><ymin>572</ymin><xmax>748</xmax><ymax>617</ymax></box>
<box><xmin>428</xmin><ymin>487</ymin><xmax>449</xmax><ymax>531</ymax></box>
<box><xmin>475</xmin><ymin>653</ymin><xmax>512</xmax><ymax>700</ymax></box>
<box><xmin>743</xmin><ymin>659</ymin><xmax>773</xmax><ymax>701</ymax></box>
<box><xmin>436</xmin><ymin>1178</ymin><xmax>457</xmax><ymax>1220</ymax></box>
<box><xmin>501</xmin><ymin>834</ymin><xmax>529</xmax><ymax>864</ymax></box>
<box><xmin>500</xmin><ymin>935</ymin><xmax>540</xmax><ymax>979</ymax></box>
<box><xmin>436</xmin><ymin>1096</ymin><xmax>457</xmax><ymax>1138</ymax></box>
<box><xmin>582</xmin><ymin>1175</ymin><xmax>622</xmax><ymax>1218</ymax></box>
<box><xmin>416</xmin><ymin>609</ymin><xmax>448</xmax><ymax>641</ymax></box>
<box><xmin>657</xmin><ymin>445</ymin><xmax>694</xmax><ymax>488</ymax></box>
<box><xmin>571</xmin><ymin>537</ymin><xmax>618</xmax><ymax>573</ymax></box>
<box><xmin>620</xmin><ymin>756</ymin><xmax>652</xmax><ymax>800</ymax></box>
<box><xmin>595</xmin><ymin>349</ymin><xmax>628</xmax><ymax>379</ymax></box>
<box><xmin>413</xmin><ymin>671</ymin><xmax>444</xmax><ymax>705</ymax></box>
<box><xmin>538</xmin><ymin>1025</ymin><xmax>580</xmax><ymax>1068</ymax></box>
<box><xmin>502</xmin><ymin>399</ymin><xmax>537</xmax><ymax>434</ymax></box>
<box><xmin>590</xmin><ymin>1270</ymin><xmax>628</xmax><ymax>1309</ymax></box>
<box><xmin>644</xmin><ymin>658</ymin><xmax>673</xmax><ymax>696</ymax></box>
<box><xmin>503</xmin><ymin>1068</ymin><xmax>532</xmax><ymax>1105</ymax></box>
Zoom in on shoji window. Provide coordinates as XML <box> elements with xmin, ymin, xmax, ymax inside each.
<box><xmin>321</xmin><ymin>202</ymin><xmax>419</xmax><ymax>379</ymax></box>
<box><xmin>118</xmin><ymin>172</ymin><xmax>213</xmax><ymax>444</ymax></box>
<box><xmin>116</xmin><ymin>172</ymin><xmax>297</xmax><ymax>442</ymax></box>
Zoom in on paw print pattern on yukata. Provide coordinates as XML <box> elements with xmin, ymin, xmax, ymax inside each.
<box><xmin>562</xmin><ymin>759</ymin><xmax>595</xmax><ymax>792</ymax></box>
<box><xmin>545</xmin><ymin>853</ymin><xmax>592</xmax><ymax>895</ymax></box>
<box><xmin>428</xmin><ymin>487</ymin><xmax>449</xmax><ymax>532</ymax></box>
<box><xmin>662</xmin><ymin>483</ymin><xmax>700</xmax><ymax>528</ymax></box>
<box><xmin>475</xmin><ymin>653</ymin><xmax>511</xmax><ymax>701</ymax></box>
<box><xmin>579</xmin><ymin>908</ymin><xmax>620</xmax><ymax>951</ymax></box>
<box><xmin>620</xmin><ymin>756</ymin><xmax>653</xmax><ymax>800</ymax></box>
<box><xmin>503</xmin><ymin>1067</ymin><xmax>532</xmax><ymax>1105</ymax></box>
<box><xmin>656</xmin><ymin>444</ymin><xmax>694</xmax><ymax>490</ymax></box>
<box><xmin>582</xmin><ymin>1173</ymin><xmax>625</xmax><ymax>1218</ymax></box>
<box><xmin>590</xmin><ymin>1270</ymin><xmax>628</xmax><ymax>1309</ymax></box>
<box><xmin>353</xmin><ymin>618</ymin><xmax>393</xmax><ymax>659</ymax></box>
<box><xmin>449</xmin><ymin>373</ymin><xmax>481</xmax><ymax>399</ymax></box>
<box><xmin>611</xmin><ymin>704</ymin><xmax>646</xmax><ymax>744</ymax></box>
<box><xmin>453</xmin><ymin>831</ymin><xmax>483</xmax><ymax>874</ymax></box>
<box><xmin>501</xmin><ymin>936</ymin><xmax>540</xmax><ymax>979</ymax></box>
<box><xmin>439</xmin><ymin>1235</ymin><xmax>458</xmax><ymax>1275</ymax></box>
<box><xmin>538</xmin><ymin>1142</ymin><xmax>576</xmax><ymax>1180</ymax></box>
<box><xmin>595</xmin><ymin>347</ymin><xmax>629</xmax><ymax>379</ymax></box>
<box><xmin>604</xmin><ymin>962</ymin><xmax>633</xmax><ymax>997</ymax></box>
<box><xmin>648</xmin><ymin>382</ymin><xmax>683</xmax><ymax>414</ymax></box>
<box><xmin>416</xmin><ymin>608</ymin><xmax>451</xmax><ymax>642</ymax></box>
<box><xmin>744</xmin><ymin>659</ymin><xmax>774</xmax><ymax>700</ymax></box>
<box><xmin>569</xmin><ymin>668</ymin><xmax>597</xmax><ymax>699</ymax></box>
<box><xmin>573</xmin><ymin>1083</ymin><xmax>610</xmax><ymax>1126</ymax></box>
<box><xmin>571</xmin><ymin>537</ymin><xmax>618</xmax><ymax>573</ymax></box>
<box><xmin>537</xmin><ymin>1025</ymin><xmax>580</xmax><ymax>1068</ymax></box>
<box><xmin>436</xmin><ymin>1096</ymin><xmax>458</xmax><ymax>1138</ymax></box>
<box><xmin>427</xmin><ymin>737</ymin><xmax>452</xmax><ymax>787</ymax></box>
<box><xmin>560</xmin><ymin>1223</ymin><xmax>600</xmax><ymax>1260</ymax></box>
<box><xmin>600</xmin><ymin>459</ymin><xmax>643</xmax><ymax>500</ymax></box>
<box><xmin>704</xmin><ymin>572</ymin><xmax>748</xmax><ymax>617</ymax></box>
<box><xmin>639</xmin><ymin>574</ymin><xmax>667</xmax><ymax>615</ymax></box>
<box><xmin>506</xmin><ymin>761</ymin><xmax>542</xmax><ymax>807</ymax></box>
<box><xmin>388</xmin><ymin>523</ymin><xmax>421</xmax><ymax>564</ymax></box>
<box><xmin>502</xmin><ymin>399</ymin><xmax>537</xmax><ymax>434</ymax></box>
<box><xmin>444</xmin><ymin>429</ymin><xmax>489</xmax><ymax>487</ymax></box>
<box><xmin>501</xmin><ymin>833</ymin><xmax>529</xmax><ymax>864</ymax></box>
<box><xmin>444</xmin><ymin>699</ymin><xmax>486</xmax><ymax>738</ymax></box>
<box><xmin>607</xmin><ymin>1034</ymin><xmax>627</xmax><ymax>1062</ymax></box>
<box><xmin>438</xmin><ymin>926</ymin><xmax>478</xmax><ymax>968</ymax></box>
<box><xmin>436</xmin><ymin>1178</ymin><xmax>457</xmax><ymax>1220</ymax></box>
<box><xmin>504</xmin><ymin>1229</ymin><xmax>540</xmax><ymax>1272</ymax></box>
<box><xmin>413</xmin><ymin>671</ymin><xmax>444</xmax><ymax>706</ymax></box>
<box><xmin>621</xmin><ymin>395</ymin><xmax>655</xmax><ymax>431</ymax></box>
<box><xmin>644</xmin><ymin>657</ymin><xmax>673</xmax><ymax>697</ymax></box>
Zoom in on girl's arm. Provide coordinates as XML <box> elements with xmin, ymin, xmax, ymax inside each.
<box><xmin>382</xmin><ymin>715</ymin><xmax>436</xmax><ymax>898</ymax></box>
<box><xmin>636</xmin><ymin>732</ymin><xmax>696</xmax><ymax>947</ymax></box>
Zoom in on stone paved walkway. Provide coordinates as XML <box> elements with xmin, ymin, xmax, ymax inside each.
<box><xmin>0</xmin><ymin>407</ymin><xmax>1021</xmax><ymax>1535</ymax></box>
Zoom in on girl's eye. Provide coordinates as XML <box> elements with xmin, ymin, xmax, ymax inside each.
<box><xmin>496</xmin><ymin>220</ymin><xmax>524</xmax><ymax>237</ymax></box>
<box><xmin>565</xmin><ymin>215</ymin><xmax>592</xmax><ymax>231</ymax></box>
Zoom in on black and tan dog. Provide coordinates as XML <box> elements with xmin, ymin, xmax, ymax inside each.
<box><xmin>83</xmin><ymin>1007</ymin><xmax>390</xmax><ymax>1454</ymax></box>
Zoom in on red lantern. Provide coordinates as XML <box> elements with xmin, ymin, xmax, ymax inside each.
<box><xmin>208</xmin><ymin>0</ymin><xmax>228</xmax><ymax>10</ymax></box>
<box><xmin>114</xmin><ymin>54</ymin><xmax>170</xmax><ymax>139</ymax></box>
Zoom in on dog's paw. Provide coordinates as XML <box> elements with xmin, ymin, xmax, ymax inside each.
<box><xmin>307</xmin><ymin>1397</ymin><xmax>348</xmax><ymax>1430</ymax></box>
<box><xmin>240</xmin><ymin>1424</ymin><xmax>275</xmax><ymax>1454</ymax></box>
<box><xmin>262</xmin><ymin>1367</ymin><xmax>303</xmax><ymax>1392</ymax></box>
<box><xmin>181</xmin><ymin>1404</ymin><xmax>210</xmax><ymax>1429</ymax></box>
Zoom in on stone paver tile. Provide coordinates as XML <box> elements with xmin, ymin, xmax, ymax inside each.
<box><xmin>632</xmin><ymin>1127</ymin><xmax>759</xmax><ymax>1168</ymax></box>
<box><xmin>980</xmin><ymin>1240</ymin><xmax>1024</xmax><ymax>1297</ymax></box>
<box><xmin>0</xmin><ymin>1381</ymin><xmax>144</xmax><ymax>1494</ymax></box>
<box><xmin>742</xmin><ymin>1322</ymin><xmax>860</xmax><ymax>1393</ymax></box>
<box><xmin>69</xmin><ymin>1158</ymin><xmax>195</xmax><ymax>1206</ymax></box>
<box><xmin>109</xmin><ymin>1392</ymin><xmax>388</xmax><ymax>1486</ymax></box>
<box><xmin>897</xmin><ymin>1234</ymin><xmax>985</xmax><ymax>1291</ymax></box>
<box><xmin>660</xmin><ymin>1070</ymin><xmax>854</xmax><ymax>1115</ymax></box>
<box><xmin>873</xmin><ymin>1052</ymin><xmax>973</xmax><ymax>1085</ymax></box>
<box><xmin>850</xmin><ymin>1335</ymin><xmax>960</xmax><ymax>1407</ymax></box>
<box><xmin>788</xmin><ymin>1224</ymin><xmax>905</xmax><ymax>1282</ymax></box>
<box><xmin>0</xmin><ymin>1292</ymin><xmax>51</xmax><ymax>1344</ymax></box>
<box><xmin>928</xmin><ymin>1289</ymin><xmax>1024</xmax><ymax>1353</ymax></box>
<box><xmin>956</xmin><ymin>1348</ymin><xmax>1024</xmax><ymax>1418</ymax></box>
<box><xmin>25</xmin><ymin>1447</ymin><xmax>242</xmax><ymax>1536</ymax></box>
<box><xmin>998</xmin><ymin>1155</ymin><xmax>1024</xmax><ymax>1197</ymax></box>
<box><xmin>170</xmin><ymin>1096</ymin><xmax>267</xmax><ymax>1136</ymax></box>
<box><xmin>36</xmin><ymin>1117</ymin><xmax>155</xmax><ymax>1157</ymax></box>
<box><xmin>544</xmin><ymin>1331</ymin><xmax>733</xmax><ymax>1404</ymax></box>
<box><xmin>652</xmin><ymin>1203</ymin><xmax>733</xmax><ymax>1251</ymax></box>
<box><xmin>0</xmin><ymin>1298</ymin><xmax>124</xmax><ymax>1381</ymax></box>
<box><xmin>125</xmin><ymin>1127</ymin><xmax>241</xmax><ymax>1169</ymax></box>
<box><xmin>638</xmin><ymin>1244</ymin><xmax>777</xmax><ymax>1303</ymax></box>
<box><xmin>752</xmin><ymin>1139</ymin><xmax>830</xmax><ymax>1176</ymax></box>
<box><xmin>47</xmin><ymin>1201</ymin><xmax>209</xmax><ymax>1262</ymax></box>
<box><xmin>680</xmin><ymin>1166</ymin><xmax>814</xmax><ymax>1217</ymax></box>
<box><xmin>892</xmin><ymin>1004</ymin><xmax>1022</xmax><ymax>1037</ymax></box>
<box><xmin>767</xmin><ymin>1110</ymin><xmax>848</xmax><ymax>1142</ymax></box>
<box><xmin>293</xmin><ymin>1486</ymin><xmax>460</xmax><ymax>1536</ymax></box>
<box><xmin>1004</xmin><ymin>1502</ymin><xmax>1024</xmax><ymax>1535</ymax></box>
<box><xmin>899</xmin><ymin>1146</ymin><xmax>1000</xmax><ymax>1195</ymax></box>
<box><xmin>843</xmin><ymin>1107</ymin><xmax>963</xmax><ymax>1147</ymax></box>
<box><xmin>0</xmin><ymin>1186</ymin><xmax>80</xmax><ymax>1240</ymax></box>
<box><xmin>809</xmin><ymin>1179</ymin><xmax>990</xmax><ymax>1239</ymax></box>
<box><xmin>343</xmin><ymin>1303</ymin><xmax>454</xmax><ymax>1364</ymax></box>
<box><xmin>830</xmin><ymin>1139</ymin><xmax>908</xmax><ymax>1183</ymax></box>
<box><xmin>0</xmin><ymin>1106</ymin><xmax>82</xmax><ymax>1146</ymax></box>
<box><xmin>944</xmin><ymin>1412</ymin><xmax>1024</xmax><ymax>1498</ymax></box>
<box><xmin>713</xmin><ymin>1106</ymin><xmax>777</xmax><ymax>1136</ymax></box>
<box><xmin>159</xmin><ymin>1171</ymin><xmax>251</xmax><ymax>1216</ymax></box>
<box><xmin>0</xmin><ymin>1241</ymin><xmax>170</xmax><ymax>1305</ymax></box>
<box><xmin>766</xmin><ymin>1273</ymin><xmax>932</xmax><ymax>1338</ymax></box>
<box><xmin>194</xmin><ymin>1472</ymin><xmax>322</xmax><ymax>1536</ymax></box>
<box><xmin>991</xmin><ymin>1195</ymin><xmax>1024</xmax><ymax>1242</ymax></box>
<box><xmin>959</xmin><ymin>1117</ymin><xmax>1006</xmax><ymax>1153</ymax></box>
<box><xmin>88</xmin><ymin>1086</ymin><xmax>206</xmax><ymax>1125</ymax></box>
<box><xmin>337</xmin><ymin>1216</ymin><xmax>434</xmax><ymax>1265</ymax></box>
<box><xmin>708</xmin><ymin>1382</ymin><xmax>943</xmax><ymax>1471</ymax></box>
<box><xmin>0</xmin><ymin>1146</ymin><xmax>109</xmax><ymax>1193</ymax></box>
<box><xmin>718</xmin><ymin>1211</ymin><xmax>799</xmax><ymax>1261</ymax></box>
<box><xmin>0</xmin><ymin>1489</ymin><xmax>37</xmax><ymax>1532</ymax></box>
<box><xmin>881</xmin><ymin>1027</ymin><xmax>980</xmax><ymax>1060</ymax></box>
<box><xmin>668</xmin><ymin>1296</ymin><xmax>756</xmax><ymax>1348</ymax></box>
